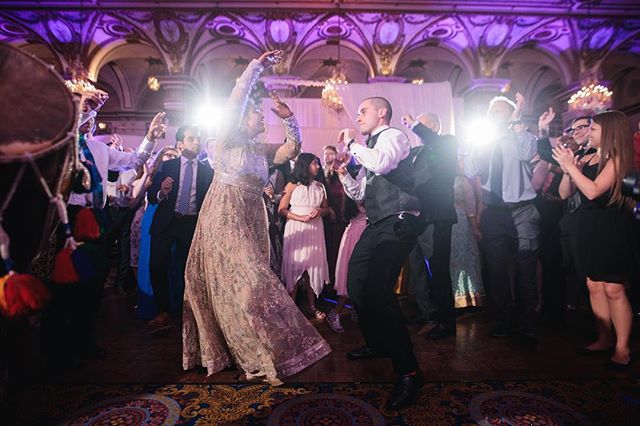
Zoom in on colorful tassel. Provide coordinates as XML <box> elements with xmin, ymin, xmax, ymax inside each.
<box><xmin>78</xmin><ymin>242</ymin><xmax>109</xmax><ymax>278</ymax></box>
<box><xmin>71</xmin><ymin>245</ymin><xmax>97</xmax><ymax>282</ymax></box>
<box><xmin>0</xmin><ymin>273</ymin><xmax>50</xmax><ymax>317</ymax></box>
<box><xmin>73</xmin><ymin>208</ymin><xmax>101</xmax><ymax>241</ymax></box>
<box><xmin>0</xmin><ymin>274</ymin><xmax>8</xmax><ymax>313</ymax></box>
<box><xmin>52</xmin><ymin>246</ymin><xmax>79</xmax><ymax>284</ymax></box>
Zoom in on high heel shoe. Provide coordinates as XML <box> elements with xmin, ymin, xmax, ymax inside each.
<box><xmin>326</xmin><ymin>311</ymin><xmax>344</xmax><ymax>333</ymax></box>
<box><xmin>606</xmin><ymin>359</ymin><xmax>632</xmax><ymax>371</ymax></box>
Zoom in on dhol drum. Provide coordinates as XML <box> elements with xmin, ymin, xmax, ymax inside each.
<box><xmin>0</xmin><ymin>42</ymin><xmax>78</xmax><ymax>273</ymax></box>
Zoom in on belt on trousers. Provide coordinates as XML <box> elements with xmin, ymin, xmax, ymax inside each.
<box><xmin>486</xmin><ymin>199</ymin><xmax>535</xmax><ymax>210</ymax></box>
<box><xmin>366</xmin><ymin>211</ymin><xmax>420</xmax><ymax>225</ymax></box>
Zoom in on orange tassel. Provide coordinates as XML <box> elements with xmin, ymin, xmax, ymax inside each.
<box><xmin>1</xmin><ymin>273</ymin><xmax>51</xmax><ymax>318</ymax></box>
<box><xmin>73</xmin><ymin>208</ymin><xmax>101</xmax><ymax>241</ymax></box>
<box><xmin>52</xmin><ymin>247</ymin><xmax>79</xmax><ymax>284</ymax></box>
<box><xmin>0</xmin><ymin>274</ymin><xmax>8</xmax><ymax>313</ymax></box>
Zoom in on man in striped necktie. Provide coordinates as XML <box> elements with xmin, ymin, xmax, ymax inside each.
<box><xmin>147</xmin><ymin>125</ymin><xmax>214</xmax><ymax>329</ymax></box>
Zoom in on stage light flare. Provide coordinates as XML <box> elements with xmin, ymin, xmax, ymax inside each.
<box><xmin>463</xmin><ymin>117</ymin><xmax>499</xmax><ymax>147</ymax></box>
<box><xmin>193</xmin><ymin>101</ymin><xmax>226</xmax><ymax>130</ymax></box>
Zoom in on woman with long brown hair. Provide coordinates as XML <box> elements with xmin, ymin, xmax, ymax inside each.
<box><xmin>553</xmin><ymin>110</ymin><xmax>638</xmax><ymax>368</ymax></box>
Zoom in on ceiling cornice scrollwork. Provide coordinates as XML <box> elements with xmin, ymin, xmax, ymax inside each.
<box><xmin>0</xmin><ymin>6</ymin><xmax>638</xmax><ymax>103</ymax></box>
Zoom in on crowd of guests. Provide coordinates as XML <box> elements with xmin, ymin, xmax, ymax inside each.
<box><xmin>37</xmin><ymin>55</ymin><xmax>640</xmax><ymax>408</ymax></box>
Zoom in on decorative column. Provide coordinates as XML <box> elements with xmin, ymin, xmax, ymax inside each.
<box><xmin>157</xmin><ymin>75</ymin><xmax>198</xmax><ymax>126</ymax></box>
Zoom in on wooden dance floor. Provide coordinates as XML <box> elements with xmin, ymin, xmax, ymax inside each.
<box><xmin>23</xmin><ymin>290</ymin><xmax>639</xmax><ymax>385</ymax></box>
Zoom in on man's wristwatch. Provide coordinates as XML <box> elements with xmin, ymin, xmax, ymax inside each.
<box><xmin>347</xmin><ymin>139</ymin><xmax>356</xmax><ymax>151</ymax></box>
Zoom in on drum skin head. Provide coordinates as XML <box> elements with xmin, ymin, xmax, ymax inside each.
<box><xmin>0</xmin><ymin>42</ymin><xmax>75</xmax><ymax>157</ymax></box>
<box><xmin>0</xmin><ymin>42</ymin><xmax>77</xmax><ymax>273</ymax></box>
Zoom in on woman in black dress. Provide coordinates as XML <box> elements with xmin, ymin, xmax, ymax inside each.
<box><xmin>553</xmin><ymin>110</ymin><xmax>638</xmax><ymax>368</ymax></box>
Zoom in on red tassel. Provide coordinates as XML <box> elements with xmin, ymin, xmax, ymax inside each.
<box><xmin>2</xmin><ymin>275</ymin><xmax>23</xmax><ymax>317</ymax></box>
<box><xmin>74</xmin><ymin>208</ymin><xmax>101</xmax><ymax>241</ymax></box>
<box><xmin>13</xmin><ymin>274</ymin><xmax>50</xmax><ymax>310</ymax></box>
<box><xmin>0</xmin><ymin>273</ymin><xmax>51</xmax><ymax>318</ymax></box>
<box><xmin>52</xmin><ymin>247</ymin><xmax>79</xmax><ymax>284</ymax></box>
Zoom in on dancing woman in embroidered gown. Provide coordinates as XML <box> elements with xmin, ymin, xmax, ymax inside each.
<box><xmin>182</xmin><ymin>51</ymin><xmax>331</xmax><ymax>385</ymax></box>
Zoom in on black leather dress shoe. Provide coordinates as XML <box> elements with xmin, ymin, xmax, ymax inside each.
<box><xmin>426</xmin><ymin>323</ymin><xmax>456</xmax><ymax>340</ymax></box>
<box><xmin>385</xmin><ymin>371</ymin><xmax>424</xmax><ymax>411</ymax></box>
<box><xmin>346</xmin><ymin>346</ymin><xmax>381</xmax><ymax>360</ymax></box>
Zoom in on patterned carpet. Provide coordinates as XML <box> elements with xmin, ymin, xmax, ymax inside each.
<box><xmin>7</xmin><ymin>379</ymin><xmax>640</xmax><ymax>425</ymax></box>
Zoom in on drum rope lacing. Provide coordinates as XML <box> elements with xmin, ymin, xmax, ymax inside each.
<box><xmin>0</xmin><ymin>153</ymin><xmax>76</xmax><ymax>272</ymax></box>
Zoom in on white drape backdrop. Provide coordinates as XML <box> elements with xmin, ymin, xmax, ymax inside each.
<box><xmin>339</xmin><ymin>81</ymin><xmax>455</xmax><ymax>136</ymax></box>
<box><xmin>116</xmin><ymin>82</ymin><xmax>455</xmax><ymax>158</ymax></box>
<box><xmin>265</xmin><ymin>81</ymin><xmax>455</xmax><ymax>158</ymax></box>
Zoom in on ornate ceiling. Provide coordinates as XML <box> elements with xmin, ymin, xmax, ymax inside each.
<box><xmin>1</xmin><ymin>1</ymin><xmax>639</xmax><ymax>120</ymax></box>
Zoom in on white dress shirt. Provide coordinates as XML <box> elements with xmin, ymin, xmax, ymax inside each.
<box><xmin>68</xmin><ymin>137</ymin><xmax>153</xmax><ymax>208</ymax></box>
<box><xmin>464</xmin><ymin>130</ymin><xmax>538</xmax><ymax>203</ymax></box>
<box><xmin>339</xmin><ymin>125</ymin><xmax>411</xmax><ymax>202</ymax></box>
<box><xmin>106</xmin><ymin>169</ymin><xmax>138</xmax><ymax>208</ymax></box>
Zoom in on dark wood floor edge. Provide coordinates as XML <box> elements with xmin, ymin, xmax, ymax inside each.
<box><xmin>22</xmin><ymin>377</ymin><xmax>631</xmax><ymax>387</ymax></box>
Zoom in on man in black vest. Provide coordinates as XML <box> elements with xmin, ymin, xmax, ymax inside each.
<box><xmin>147</xmin><ymin>125</ymin><xmax>214</xmax><ymax>329</ymax></box>
<box><xmin>336</xmin><ymin>97</ymin><xmax>424</xmax><ymax>411</ymax></box>
<box><xmin>402</xmin><ymin>113</ymin><xmax>458</xmax><ymax>339</ymax></box>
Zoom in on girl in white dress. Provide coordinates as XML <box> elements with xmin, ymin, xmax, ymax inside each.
<box><xmin>279</xmin><ymin>153</ymin><xmax>331</xmax><ymax>319</ymax></box>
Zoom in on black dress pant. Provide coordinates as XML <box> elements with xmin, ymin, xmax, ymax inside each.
<box><xmin>407</xmin><ymin>227</ymin><xmax>437</xmax><ymax>320</ymax></box>
<box><xmin>347</xmin><ymin>215</ymin><xmax>419</xmax><ymax>375</ymax></box>
<box><xmin>107</xmin><ymin>206</ymin><xmax>135</xmax><ymax>292</ymax></box>
<box><xmin>149</xmin><ymin>216</ymin><xmax>197</xmax><ymax>315</ymax></box>
<box><xmin>480</xmin><ymin>203</ymin><xmax>539</xmax><ymax>334</ymax></box>
<box><xmin>429</xmin><ymin>222</ymin><xmax>455</xmax><ymax>325</ymax></box>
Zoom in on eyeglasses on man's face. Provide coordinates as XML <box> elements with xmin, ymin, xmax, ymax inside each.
<box><xmin>569</xmin><ymin>124</ymin><xmax>591</xmax><ymax>134</ymax></box>
<box><xmin>567</xmin><ymin>124</ymin><xmax>590</xmax><ymax>134</ymax></box>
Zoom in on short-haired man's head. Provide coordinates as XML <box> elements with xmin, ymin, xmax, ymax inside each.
<box><xmin>417</xmin><ymin>113</ymin><xmax>441</xmax><ymax>134</ymax></box>
<box><xmin>567</xmin><ymin>116</ymin><xmax>592</xmax><ymax>145</ymax></box>
<box><xmin>175</xmin><ymin>125</ymin><xmax>201</xmax><ymax>157</ymax></box>
<box><xmin>176</xmin><ymin>125</ymin><xmax>199</xmax><ymax>144</ymax></box>
<box><xmin>357</xmin><ymin>97</ymin><xmax>392</xmax><ymax>135</ymax></box>
<box><xmin>204</xmin><ymin>137</ymin><xmax>217</xmax><ymax>158</ymax></box>
<box><xmin>487</xmin><ymin>96</ymin><xmax>516</xmax><ymax>125</ymax></box>
<box><xmin>364</xmin><ymin>97</ymin><xmax>392</xmax><ymax>122</ymax></box>
<box><xmin>323</xmin><ymin>145</ymin><xmax>338</xmax><ymax>167</ymax></box>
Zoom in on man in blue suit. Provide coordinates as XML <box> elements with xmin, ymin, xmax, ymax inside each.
<box><xmin>147</xmin><ymin>125</ymin><xmax>214</xmax><ymax>328</ymax></box>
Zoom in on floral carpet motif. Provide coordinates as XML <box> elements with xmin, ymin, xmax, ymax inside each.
<box><xmin>62</xmin><ymin>394</ymin><xmax>181</xmax><ymax>426</ymax></box>
<box><xmin>7</xmin><ymin>379</ymin><xmax>640</xmax><ymax>425</ymax></box>
<box><xmin>468</xmin><ymin>390</ymin><xmax>588</xmax><ymax>425</ymax></box>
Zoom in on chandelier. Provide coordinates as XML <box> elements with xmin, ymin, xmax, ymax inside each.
<box><xmin>322</xmin><ymin>68</ymin><xmax>347</xmax><ymax>114</ymax></box>
<box><xmin>321</xmin><ymin>12</ymin><xmax>348</xmax><ymax>115</ymax></box>
<box><xmin>568</xmin><ymin>75</ymin><xmax>613</xmax><ymax>113</ymax></box>
<box><xmin>147</xmin><ymin>75</ymin><xmax>160</xmax><ymax>91</ymax></box>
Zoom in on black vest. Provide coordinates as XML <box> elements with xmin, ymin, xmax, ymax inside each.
<box><xmin>364</xmin><ymin>128</ymin><xmax>421</xmax><ymax>224</ymax></box>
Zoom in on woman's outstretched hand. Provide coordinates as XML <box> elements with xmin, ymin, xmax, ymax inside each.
<box><xmin>258</xmin><ymin>50</ymin><xmax>284</xmax><ymax>68</ymax></box>
<box><xmin>269</xmin><ymin>90</ymin><xmax>293</xmax><ymax>119</ymax></box>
